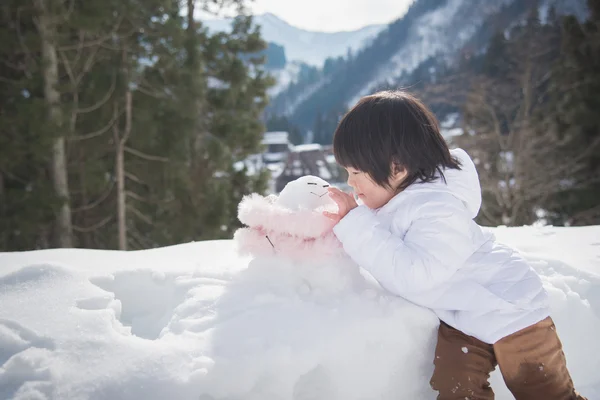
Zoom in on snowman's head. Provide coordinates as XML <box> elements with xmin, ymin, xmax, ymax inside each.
<box><xmin>276</xmin><ymin>175</ymin><xmax>336</xmax><ymax>211</ymax></box>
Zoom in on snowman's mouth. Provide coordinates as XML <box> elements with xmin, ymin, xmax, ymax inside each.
<box><xmin>310</xmin><ymin>191</ymin><xmax>327</xmax><ymax>198</ymax></box>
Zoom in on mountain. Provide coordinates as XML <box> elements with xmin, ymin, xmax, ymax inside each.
<box><xmin>267</xmin><ymin>0</ymin><xmax>588</xmax><ymax>137</ymax></box>
<box><xmin>201</xmin><ymin>12</ymin><xmax>386</xmax><ymax>66</ymax></box>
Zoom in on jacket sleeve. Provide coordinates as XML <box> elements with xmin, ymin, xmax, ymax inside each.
<box><xmin>332</xmin><ymin>202</ymin><xmax>478</xmax><ymax>296</ymax></box>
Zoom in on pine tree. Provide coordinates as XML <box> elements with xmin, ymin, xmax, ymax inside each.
<box><xmin>312</xmin><ymin>112</ymin><xmax>325</xmax><ymax>144</ymax></box>
<box><xmin>201</xmin><ymin>14</ymin><xmax>274</xmax><ymax>238</ymax></box>
<box><xmin>0</xmin><ymin>0</ymin><xmax>274</xmax><ymax>250</ymax></box>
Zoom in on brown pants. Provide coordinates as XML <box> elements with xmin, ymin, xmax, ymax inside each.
<box><xmin>430</xmin><ymin>317</ymin><xmax>586</xmax><ymax>400</ymax></box>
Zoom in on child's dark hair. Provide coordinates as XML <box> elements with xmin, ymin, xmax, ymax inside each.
<box><xmin>333</xmin><ymin>90</ymin><xmax>461</xmax><ymax>192</ymax></box>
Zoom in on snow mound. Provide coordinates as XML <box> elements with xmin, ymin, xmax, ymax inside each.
<box><xmin>1</xmin><ymin>224</ymin><xmax>599</xmax><ymax>399</ymax></box>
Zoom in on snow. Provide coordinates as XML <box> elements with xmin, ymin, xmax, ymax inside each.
<box><xmin>268</xmin><ymin>62</ymin><xmax>303</xmax><ymax>97</ymax></box>
<box><xmin>278</xmin><ymin>76</ymin><xmax>331</xmax><ymax>117</ymax></box>
<box><xmin>439</xmin><ymin>112</ymin><xmax>464</xmax><ymax>141</ymax></box>
<box><xmin>1</xmin><ymin>223</ymin><xmax>600</xmax><ymax>399</ymax></box>
<box><xmin>317</xmin><ymin>160</ymin><xmax>333</xmax><ymax>180</ymax></box>
<box><xmin>206</xmin><ymin>77</ymin><xmax>230</xmax><ymax>90</ymax></box>
<box><xmin>440</xmin><ymin>112</ymin><xmax>460</xmax><ymax>129</ymax></box>
<box><xmin>292</xmin><ymin>143</ymin><xmax>322</xmax><ymax>152</ymax></box>
<box><xmin>349</xmin><ymin>0</ymin><xmax>514</xmax><ymax>106</ymax></box>
<box><xmin>262</xmin><ymin>131</ymin><xmax>290</xmax><ymax>145</ymax></box>
<box><xmin>275</xmin><ymin>175</ymin><xmax>332</xmax><ymax>211</ymax></box>
<box><xmin>263</xmin><ymin>153</ymin><xmax>288</xmax><ymax>163</ymax></box>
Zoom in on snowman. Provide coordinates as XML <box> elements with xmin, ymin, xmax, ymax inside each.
<box><xmin>234</xmin><ymin>175</ymin><xmax>366</xmax><ymax>295</ymax></box>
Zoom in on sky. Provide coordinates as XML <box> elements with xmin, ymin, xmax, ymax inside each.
<box><xmin>200</xmin><ymin>0</ymin><xmax>415</xmax><ymax>32</ymax></box>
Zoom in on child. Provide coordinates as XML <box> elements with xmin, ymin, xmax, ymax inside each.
<box><xmin>323</xmin><ymin>90</ymin><xmax>586</xmax><ymax>400</ymax></box>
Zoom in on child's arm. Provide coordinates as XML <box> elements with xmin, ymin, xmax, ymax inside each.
<box><xmin>332</xmin><ymin>201</ymin><xmax>477</xmax><ymax>297</ymax></box>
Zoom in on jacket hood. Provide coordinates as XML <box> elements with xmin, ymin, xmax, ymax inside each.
<box><xmin>384</xmin><ymin>148</ymin><xmax>482</xmax><ymax>218</ymax></box>
<box><xmin>439</xmin><ymin>148</ymin><xmax>482</xmax><ymax>219</ymax></box>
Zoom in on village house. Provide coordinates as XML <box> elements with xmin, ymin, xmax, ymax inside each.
<box><xmin>275</xmin><ymin>143</ymin><xmax>341</xmax><ymax>193</ymax></box>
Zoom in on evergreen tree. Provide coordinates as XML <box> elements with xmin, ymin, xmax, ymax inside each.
<box><xmin>0</xmin><ymin>0</ymin><xmax>274</xmax><ymax>250</ymax></box>
<box><xmin>312</xmin><ymin>112</ymin><xmax>326</xmax><ymax>144</ymax></box>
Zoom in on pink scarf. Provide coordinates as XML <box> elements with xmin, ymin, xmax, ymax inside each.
<box><xmin>234</xmin><ymin>193</ymin><xmax>345</xmax><ymax>261</ymax></box>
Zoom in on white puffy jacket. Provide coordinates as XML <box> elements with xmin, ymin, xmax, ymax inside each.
<box><xmin>332</xmin><ymin>148</ymin><xmax>549</xmax><ymax>344</ymax></box>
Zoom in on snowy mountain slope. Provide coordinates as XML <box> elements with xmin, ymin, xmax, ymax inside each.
<box><xmin>348</xmin><ymin>0</ymin><xmax>514</xmax><ymax>105</ymax></box>
<box><xmin>267</xmin><ymin>61</ymin><xmax>303</xmax><ymax>97</ymax></box>
<box><xmin>350</xmin><ymin>0</ymin><xmax>588</xmax><ymax>106</ymax></box>
<box><xmin>277</xmin><ymin>76</ymin><xmax>331</xmax><ymax>117</ymax></box>
<box><xmin>271</xmin><ymin>0</ymin><xmax>588</xmax><ymax>133</ymax></box>
<box><xmin>202</xmin><ymin>13</ymin><xmax>385</xmax><ymax>66</ymax></box>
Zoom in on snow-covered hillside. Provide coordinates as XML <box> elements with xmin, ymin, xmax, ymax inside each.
<box><xmin>348</xmin><ymin>0</ymin><xmax>514</xmax><ymax>105</ymax></box>
<box><xmin>1</xmin><ymin>225</ymin><xmax>599</xmax><ymax>399</ymax></box>
<box><xmin>267</xmin><ymin>61</ymin><xmax>303</xmax><ymax>97</ymax></box>
<box><xmin>348</xmin><ymin>0</ymin><xmax>588</xmax><ymax>106</ymax></box>
<box><xmin>202</xmin><ymin>13</ymin><xmax>385</xmax><ymax>66</ymax></box>
<box><xmin>263</xmin><ymin>0</ymin><xmax>588</xmax><ymax>130</ymax></box>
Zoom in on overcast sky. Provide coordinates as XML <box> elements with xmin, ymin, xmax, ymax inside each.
<box><xmin>200</xmin><ymin>0</ymin><xmax>414</xmax><ymax>32</ymax></box>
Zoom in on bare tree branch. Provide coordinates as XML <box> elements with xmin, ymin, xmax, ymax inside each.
<box><xmin>69</xmin><ymin>109</ymin><xmax>120</xmax><ymax>141</ymax></box>
<box><xmin>58</xmin><ymin>15</ymin><xmax>125</xmax><ymax>51</ymax></box>
<box><xmin>76</xmin><ymin>72</ymin><xmax>117</xmax><ymax>114</ymax></box>
<box><xmin>125</xmin><ymin>190</ymin><xmax>152</xmax><ymax>203</ymax></box>
<box><xmin>72</xmin><ymin>180</ymin><xmax>115</xmax><ymax>212</ymax></box>
<box><xmin>125</xmin><ymin>171</ymin><xmax>146</xmax><ymax>186</ymax></box>
<box><xmin>128</xmin><ymin>227</ymin><xmax>156</xmax><ymax>249</ymax></box>
<box><xmin>73</xmin><ymin>214</ymin><xmax>113</xmax><ymax>233</ymax></box>
<box><xmin>135</xmin><ymin>81</ymin><xmax>168</xmax><ymax>99</ymax></box>
<box><xmin>127</xmin><ymin>204</ymin><xmax>153</xmax><ymax>225</ymax></box>
<box><xmin>124</xmin><ymin>146</ymin><xmax>168</xmax><ymax>162</ymax></box>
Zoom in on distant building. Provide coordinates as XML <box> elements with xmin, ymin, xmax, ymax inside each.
<box><xmin>236</xmin><ymin>132</ymin><xmax>344</xmax><ymax>194</ymax></box>
<box><xmin>275</xmin><ymin>143</ymin><xmax>340</xmax><ymax>193</ymax></box>
<box><xmin>261</xmin><ymin>131</ymin><xmax>292</xmax><ymax>164</ymax></box>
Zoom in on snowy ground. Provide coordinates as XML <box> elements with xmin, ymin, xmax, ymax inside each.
<box><xmin>1</xmin><ymin>226</ymin><xmax>599</xmax><ymax>400</ymax></box>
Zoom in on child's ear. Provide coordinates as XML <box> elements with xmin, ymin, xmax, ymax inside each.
<box><xmin>391</xmin><ymin>163</ymin><xmax>408</xmax><ymax>183</ymax></box>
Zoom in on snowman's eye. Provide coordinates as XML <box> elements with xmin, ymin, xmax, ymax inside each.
<box><xmin>323</xmin><ymin>184</ymin><xmax>329</xmax><ymax>188</ymax></box>
<box><xmin>307</xmin><ymin>182</ymin><xmax>317</xmax><ymax>185</ymax></box>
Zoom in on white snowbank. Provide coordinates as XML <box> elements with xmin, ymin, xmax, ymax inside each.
<box><xmin>1</xmin><ymin>226</ymin><xmax>599</xmax><ymax>399</ymax></box>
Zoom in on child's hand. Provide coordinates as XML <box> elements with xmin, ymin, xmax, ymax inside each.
<box><xmin>323</xmin><ymin>187</ymin><xmax>358</xmax><ymax>223</ymax></box>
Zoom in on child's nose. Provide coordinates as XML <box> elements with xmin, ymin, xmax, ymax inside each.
<box><xmin>346</xmin><ymin>176</ymin><xmax>356</xmax><ymax>189</ymax></box>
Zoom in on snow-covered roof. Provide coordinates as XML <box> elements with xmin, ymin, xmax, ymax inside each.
<box><xmin>292</xmin><ymin>143</ymin><xmax>322</xmax><ymax>153</ymax></box>
<box><xmin>262</xmin><ymin>131</ymin><xmax>289</xmax><ymax>145</ymax></box>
